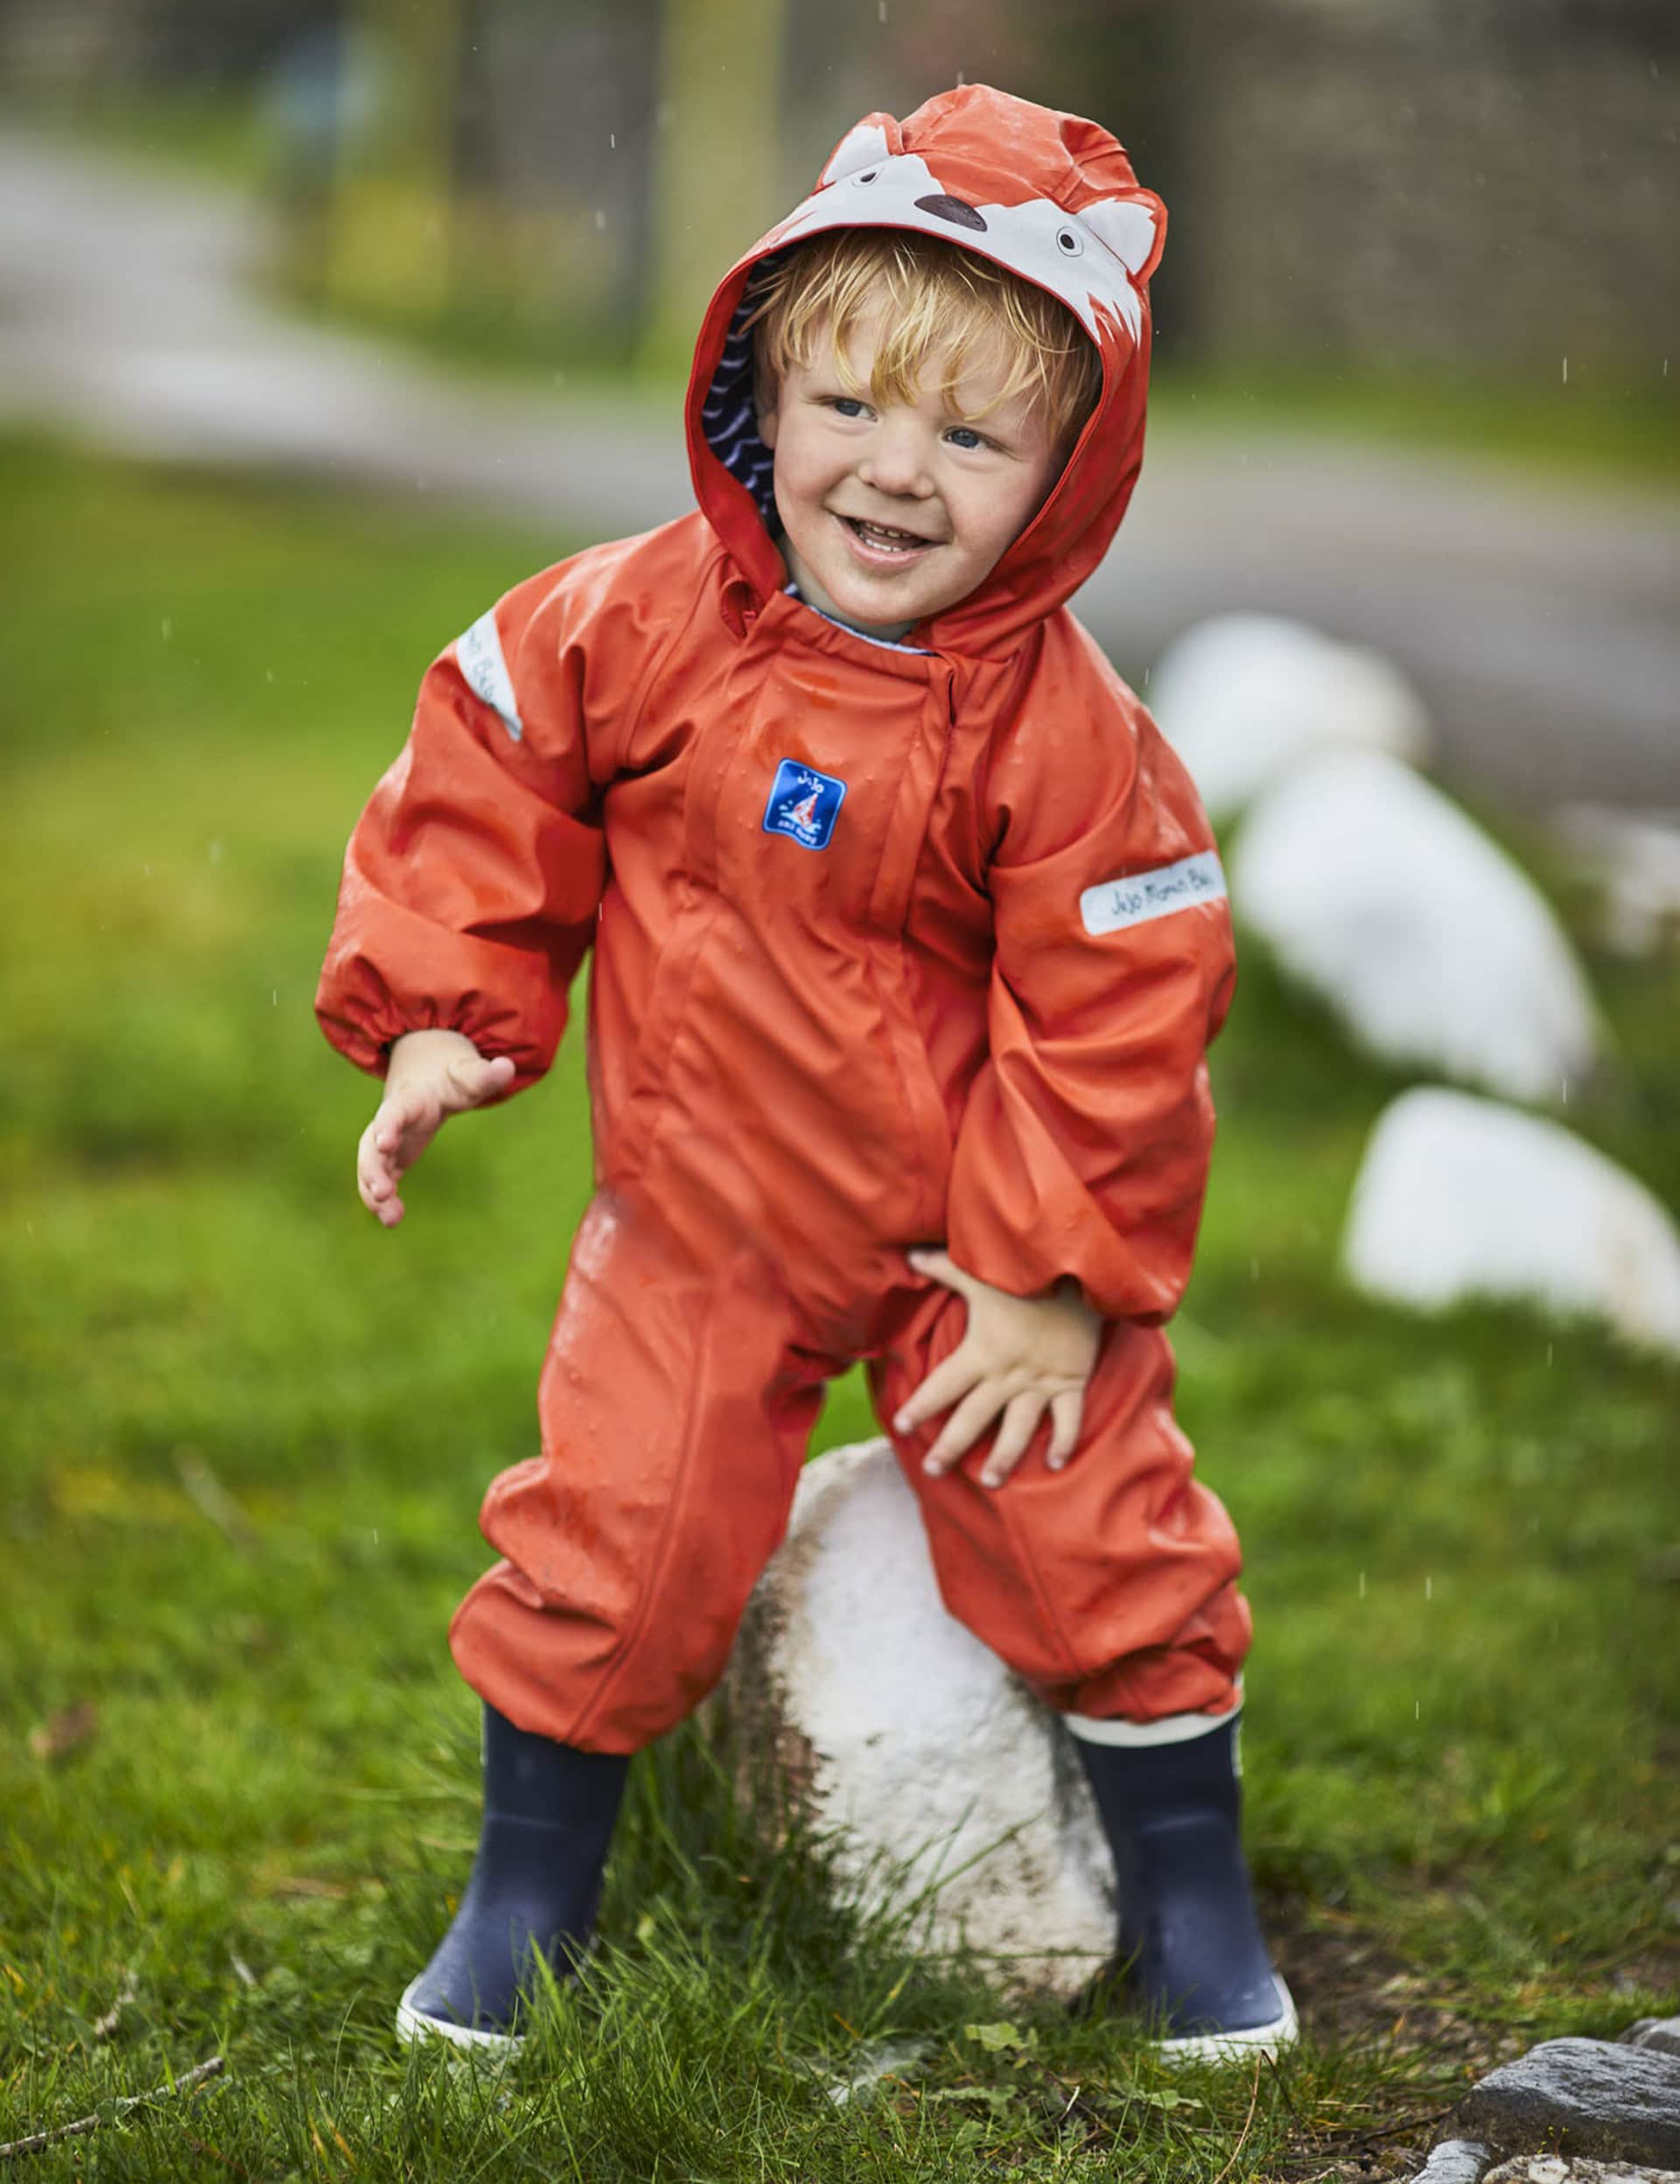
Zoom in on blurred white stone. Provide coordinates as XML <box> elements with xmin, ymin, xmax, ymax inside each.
<box><xmin>1553</xmin><ymin>802</ymin><xmax>1680</xmax><ymax>956</ymax></box>
<box><xmin>1343</xmin><ymin>1088</ymin><xmax>1680</xmax><ymax>1356</ymax></box>
<box><xmin>1233</xmin><ymin>746</ymin><xmax>1601</xmax><ymax>1102</ymax></box>
<box><xmin>1147</xmin><ymin>612</ymin><xmax>1432</xmax><ymax>820</ymax></box>
<box><xmin>723</xmin><ymin>1438</ymin><xmax>1116</xmax><ymax>1998</ymax></box>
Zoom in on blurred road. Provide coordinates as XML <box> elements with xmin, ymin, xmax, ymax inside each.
<box><xmin>4</xmin><ymin>130</ymin><xmax>1674</xmax><ymax>808</ymax></box>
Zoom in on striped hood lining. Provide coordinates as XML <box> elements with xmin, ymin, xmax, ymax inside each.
<box><xmin>700</xmin><ymin>259</ymin><xmax>782</xmax><ymax>530</ymax></box>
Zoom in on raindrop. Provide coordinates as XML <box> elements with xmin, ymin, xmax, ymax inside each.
<box><xmin>1248</xmin><ymin>1256</ymin><xmax>1260</xmax><ymax>1282</ymax></box>
<box><xmin>161</xmin><ymin>616</ymin><xmax>173</xmax><ymax>640</ymax></box>
<box><xmin>1358</xmin><ymin>1570</ymin><xmax>1367</xmax><ymax>1599</ymax></box>
<box><xmin>1561</xmin><ymin>356</ymin><xmax>1568</xmax><ymax>385</ymax></box>
<box><xmin>1559</xmin><ymin>1075</ymin><xmax>1569</xmax><ymax>1104</ymax></box>
<box><xmin>610</xmin><ymin>132</ymin><xmax>616</xmax><ymax>149</ymax></box>
<box><xmin>266</xmin><ymin>667</ymin><xmax>275</xmax><ymax>684</ymax></box>
<box><xmin>595</xmin><ymin>209</ymin><xmax>606</xmax><ymax>232</ymax></box>
<box><xmin>878</xmin><ymin>0</ymin><xmax>887</xmax><ymax>17</ymax></box>
<box><xmin>1424</xmin><ymin>1575</ymin><xmax>1432</xmax><ymax>1600</ymax></box>
<box><xmin>144</xmin><ymin>863</ymin><xmax>151</xmax><ymax>877</ymax></box>
<box><xmin>1413</xmin><ymin>1698</ymin><xmax>1420</xmax><ymax>1721</ymax></box>
<box><xmin>271</xmin><ymin>990</ymin><xmax>278</xmax><ymax>1008</ymax></box>
<box><xmin>956</xmin><ymin>68</ymin><xmax>966</xmax><ymax>85</ymax></box>
<box><xmin>1544</xmin><ymin>1340</ymin><xmax>1553</xmax><ymax>1368</ymax></box>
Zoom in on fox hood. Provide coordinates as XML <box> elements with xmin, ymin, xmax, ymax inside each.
<box><xmin>688</xmin><ymin>82</ymin><xmax>1166</xmax><ymax>659</ymax></box>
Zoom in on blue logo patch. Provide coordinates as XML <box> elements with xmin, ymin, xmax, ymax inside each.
<box><xmin>763</xmin><ymin>758</ymin><xmax>847</xmax><ymax>851</ymax></box>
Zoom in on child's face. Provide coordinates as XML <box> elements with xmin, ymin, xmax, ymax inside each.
<box><xmin>758</xmin><ymin>299</ymin><xmax>1068</xmax><ymax>635</ymax></box>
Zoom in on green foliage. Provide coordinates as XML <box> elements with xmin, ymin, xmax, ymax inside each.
<box><xmin>1</xmin><ymin>438</ymin><xmax>1675</xmax><ymax>2178</ymax></box>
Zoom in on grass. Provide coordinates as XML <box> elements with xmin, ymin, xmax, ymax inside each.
<box><xmin>1</xmin><ymin>436</ymin><xmax>1676</xmax><ymax>2180</ymax></box>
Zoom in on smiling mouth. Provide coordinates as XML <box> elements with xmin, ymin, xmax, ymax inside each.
<box><xmin>840</xmin><ymin>515</ymin><xmax>939</xmax><ymax>554</ymax></box>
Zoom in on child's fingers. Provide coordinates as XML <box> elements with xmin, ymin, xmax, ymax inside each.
<box><xmin>892</xmin><ymin>1347</ymin><xmax>976</xmax><ymax>1437</ymax></box>
<box><xmin>905</xmin><ymin>1245</ymin><xmax>978</xmax><ymax>1300</ymax></box>
<box><xmin>358</xmin><ymin>1106</ymin><xmax>420</xmax><ymax>1225</ymax></box>
<box><xmin>371</xmin><ymin>1091</ymin><xmax>424</xmax><ymax>1158</ymax></box>
<box><xmin>356</xmin><ymin>1151</ymin><xmax>405</xmax><ymax>1227</ymax></box>
<box><xmin>978</xmin><ymin>1391</ymin><xmax>1046</xmax><ymax>1489</ymax></box>
<box><xmin>1046</xmin><ymin>1389</ymin><xmax>1084</xmax><ymax>1471</ymax></box>
<box><xmin>922</xmin><ymin>1382</ymin><xmax>1004</xmax><ymax>1477</ymax></box>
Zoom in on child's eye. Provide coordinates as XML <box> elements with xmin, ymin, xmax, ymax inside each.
<box><xmin>826</xmin><ymin>396</ymin><xmax>869</xmax><ymax>418</ymax></box>
<box><xmin>944</xmin><ymin>425</ymin><xmax>990</xmax><ymax>452</ymax></box>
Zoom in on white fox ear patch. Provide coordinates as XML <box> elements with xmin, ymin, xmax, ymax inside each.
<box><xmin>766</xmin><ymin>156</ymin><xmax>1157</xmax><ymax>345</ymax></box>
<box><xmin>1080</xmin><ymin>195</ymin><xmax>1164</xmax><ymax>282</ymax></box>
<box><xmin>821</xmin><ymin>122</ymin><xmax>892</xmax><ymax>186</ymax></box>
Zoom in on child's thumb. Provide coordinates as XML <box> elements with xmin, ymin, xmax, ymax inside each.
<box><xmin>472</xmin><ymin>1054</ymin><xmax>516</xmax><ymax>1102</ymax></box>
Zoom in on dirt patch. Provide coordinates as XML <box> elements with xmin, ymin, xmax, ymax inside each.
<box><xmin>1272</xmin><ymin>1911</ymin><xmax>1525</xmax><ymax>2077</ymax></box>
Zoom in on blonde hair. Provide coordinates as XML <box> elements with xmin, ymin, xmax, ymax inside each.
<box><xmin>745</xmin><ymin>228</ymin><xmax>1103</xmax><ymax>447</ymax></box>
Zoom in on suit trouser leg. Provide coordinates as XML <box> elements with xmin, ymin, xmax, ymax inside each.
<box><xmin>450</xmin><ymin>1192</ymin><xmax>830</xmax><ymax>1754</ymax></box>
<box><xmin>869</xmin><ymin>1288</ymin><xmax>1251</xmax><ymax>1726</ymax></box>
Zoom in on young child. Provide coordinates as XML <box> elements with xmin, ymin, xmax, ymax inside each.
<box><xmin>317</xmin><ymin>83</ymin><xmax>1294</xmax><ymax>2063</ymax></box>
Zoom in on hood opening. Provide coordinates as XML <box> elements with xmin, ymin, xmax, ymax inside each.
<box><xmin>687</xmin><ymin>87</ymin><xmax>1164</xmax><ymax>659</ymax></box>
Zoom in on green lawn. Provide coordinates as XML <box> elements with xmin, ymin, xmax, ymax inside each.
<box><xmin>1</xmin><ymin>438</ymin><xmax>1675</xmax><ymax>2180</ymax></box>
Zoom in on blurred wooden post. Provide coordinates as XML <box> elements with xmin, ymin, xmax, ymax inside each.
<box><xmin>326</xmin><ymin>0</ymin><xmax>462</xmax><ymax>318</ymax></box>
<box><xmin>642</xmin><ymin>0</ymin><xmax>787</xmax><ymax>370</ymax></box>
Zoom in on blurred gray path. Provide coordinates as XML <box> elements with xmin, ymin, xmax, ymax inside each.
<box><xmin>3</xmin><ymin>130</ymin><xmax>1674</xmax><ymax>807</ymax></box>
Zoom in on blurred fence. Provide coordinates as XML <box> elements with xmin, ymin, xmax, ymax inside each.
<box><xmin>4</xmin><ymin>0</ymin><xmax>1675</xmax><ymax>388</ymax></box>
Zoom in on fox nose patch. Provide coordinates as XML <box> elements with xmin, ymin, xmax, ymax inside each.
<box><xmin>914</xmin><ymin>193</ymin><xmax>987</xmax><ymax>232</ymax></box>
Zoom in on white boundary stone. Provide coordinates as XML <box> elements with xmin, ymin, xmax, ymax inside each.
<box><xmin>1343</xmin><ymin>1088</ymin><xmax>1680</xmax><ymax>1356</ymax></box>
<box><xmin>723</xmin><ymin>1439</ymin><xmax>1116</xmax><ymax>1998</ymax></box>
<box><xmin>1148</xmin><ymin>612</ymin><xmax>1432</xmax><ymax>822</ymax></box>
<box><xmin>1233</xmin><ymin>746</ymin><xmax>1600</xmax><ymax>1102</ymax></box>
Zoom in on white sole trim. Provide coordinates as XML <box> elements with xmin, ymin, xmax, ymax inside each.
<box><xmin>395</xmin><ymin>1976</ymin><xmax>523</xmax><ymax>2058</ymax></box>
<box><xmin>1153</xmin><ymin>1978</ymin><xmax>1298</xmax><ymax>2067</ymax></box>
<box><xmin>1064</xmin><ymin>1691</ymin><xmax>1242</xmax><ymax>1748</ymax></box>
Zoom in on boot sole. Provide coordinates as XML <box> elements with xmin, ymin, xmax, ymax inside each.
<box><xmin>395</xmin><ymin>1976</ymin><xmax>524</xmax><ymax>2058</ymax></box>
<box><xmin>1153</xmin><ymin>1977</ymin><xmax>1299</xmax><ymax>2066</ymax></box>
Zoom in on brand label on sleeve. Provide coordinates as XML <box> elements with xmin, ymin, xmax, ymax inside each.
<box><xmin>454</xmin><ymin>607</ymin><xmax>524</xmax><ymax>741</ymax></box>
<box><xmin>1079</xmin><ymin>850</ymin><xmax>1227</xmax><ymax>935</ymax></box>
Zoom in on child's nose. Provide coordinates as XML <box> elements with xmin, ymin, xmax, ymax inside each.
<box><xmin>858</xmin><ymin>418</ymin><xmax>934</xmax><ymax>498</ymax></box>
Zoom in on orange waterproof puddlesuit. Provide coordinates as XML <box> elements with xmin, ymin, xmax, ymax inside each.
<box><xmin>317</xmin><ymin>86</ymin><xmax>1250</xmax><ymax>1754</ymax></box>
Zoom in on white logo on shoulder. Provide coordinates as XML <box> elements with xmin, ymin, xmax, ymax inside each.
<box><xmin>1080</xmin><ymin>850</ymin><xmax>1227</xmax><ymax>936</ymax></box>
<box><xmin>454</xmin><ymin>606</ymin><xmax>523</xmax><ymax>741</ymax></box>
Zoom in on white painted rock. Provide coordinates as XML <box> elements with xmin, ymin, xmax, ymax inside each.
<box><xmin>723</xmin><ymin>1438</ymin><xmax>1116</xmax><ymax>1998</ymax></box>
<box><xmin>1233</xmin><ymin>746</ymin><xmax>1601</xmax><ymax>1102</ymax></box>
<box><xmin>1343</xmin><ymin>1088</ymin><xmax>1680</xmax><ymax>1356</ymax></box>
<box><xmin>1147</xmin><ymin>612</ymin><xmax>1432</xmax><ymax>821</ymax></box>
<box><xmin>1554</xmin><ymin>802</ymin><xmax>1680</xmax><ymax>957</ymax></box>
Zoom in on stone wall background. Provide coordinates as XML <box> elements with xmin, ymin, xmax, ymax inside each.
<box><xmin>3</xmin><ymin>0</ymin><xmax>1674</xmax><ymax>385</ymax></box>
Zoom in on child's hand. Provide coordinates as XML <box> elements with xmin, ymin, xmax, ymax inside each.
<box><xmin>894</xmin><ymin>1249</ymin><xmax>1102</xmax><ymax>1488</ymax></box>
<box><xmin>356</xmin><ymin>1030</ymin><xmax>514</xmax><ymax>1228</ymax></box>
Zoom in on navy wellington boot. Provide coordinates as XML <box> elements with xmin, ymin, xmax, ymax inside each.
<box><xmin>396</xmin><ymin>1705</ymin><xmax>630</xmax><ymax>2053</ymax></box>
<box><xmin>1074</xmin><ymin>1713</ymin><xmax>1298</xmax><ymax>2063</ymax></box>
